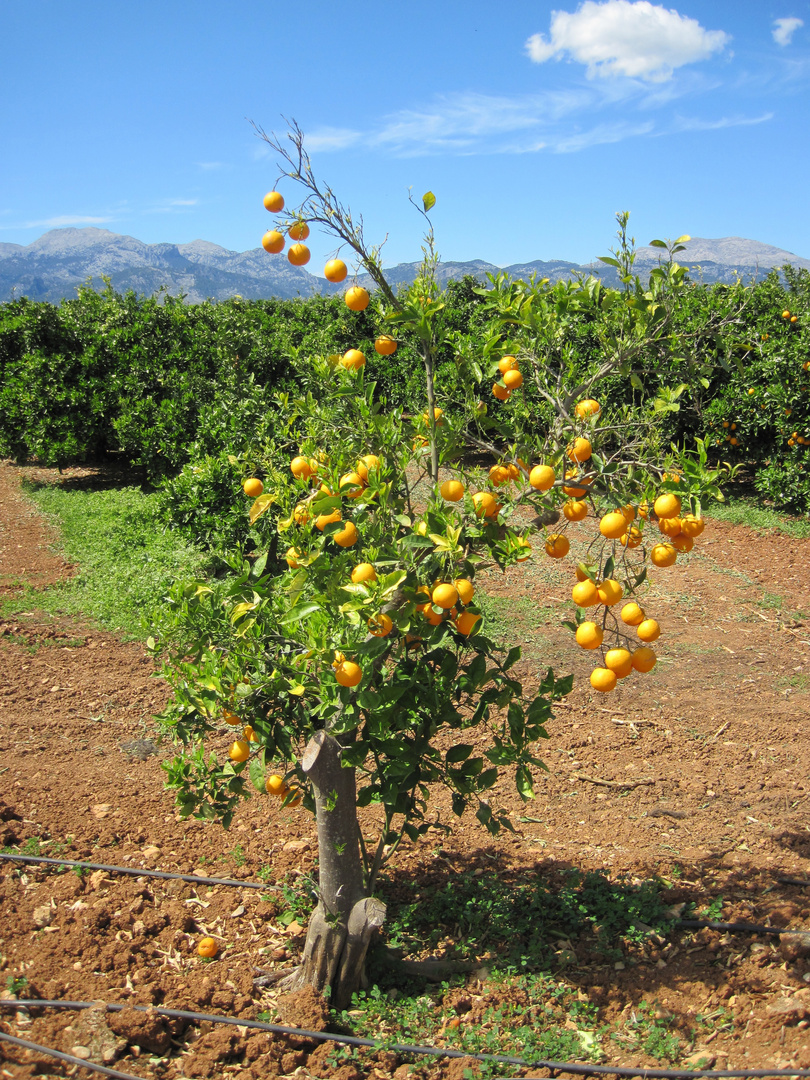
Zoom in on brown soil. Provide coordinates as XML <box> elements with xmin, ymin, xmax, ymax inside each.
<box><xmin>1</xmin><ymin>461</ymin><xmax>809</xmax><ymax>1079</ymax></box>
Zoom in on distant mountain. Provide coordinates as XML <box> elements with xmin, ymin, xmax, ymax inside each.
<box><xmin>1</xmin><ymin>228</ymin><xmax>808</xmax><ymax>305</ymax></box>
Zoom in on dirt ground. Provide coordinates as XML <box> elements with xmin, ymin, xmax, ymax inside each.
<box><xmin>1</xmin><ymin>460</ymin><xmax>809</xmax><ymax>1079</ymax></box>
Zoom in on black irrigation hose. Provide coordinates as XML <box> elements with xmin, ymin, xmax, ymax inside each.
<box><xmin>0</xmin><ymin>851</ymin><xmax>272</xmax><ymax>890</ymax></box>
<box><xmin>676</xmin><ymin>919</ymin><xmax>806</xmax><ymax>936</ymax></box>
<box><xmin>0</xmin><ymin>1029</ymin><xmax>146</xmax><ymax>1080</ymax></box>
<box><xmin>7</xmin><ymin>1000</ymin><xmax>810</xmax><ymax>1080</ymax></box>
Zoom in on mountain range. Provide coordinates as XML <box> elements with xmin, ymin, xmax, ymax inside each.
<box><xmin>1</xmin><ymin>227</ymin><xmax>808</xmax><ymax>305</ymax></box>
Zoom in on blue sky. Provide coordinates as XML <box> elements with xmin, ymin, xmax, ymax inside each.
<box><xmin>1</xmin><ymin>1</ymin><xmax>809</xmax><ymax>272</ymax></box>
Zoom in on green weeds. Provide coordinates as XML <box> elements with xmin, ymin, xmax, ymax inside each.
<box><xmin>706</xmin><ymin>497</ymin><xmax>810</xmax><ymax>539</ymax></box>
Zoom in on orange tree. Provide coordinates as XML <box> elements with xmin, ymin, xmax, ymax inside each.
<box><xmin>156</xmin><ymin>123</ymin><xmax>739</xmax><ymax>1007</ymax></box>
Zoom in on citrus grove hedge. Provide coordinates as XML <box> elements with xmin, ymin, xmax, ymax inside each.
<box><xmin>0</xmin><ymin>261</ymin><xmax>808</xmax><ymax>511</ymax></box>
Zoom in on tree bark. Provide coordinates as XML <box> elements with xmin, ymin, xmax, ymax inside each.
<box><xmin>282</xmin><ymin>730</ymin><xmax>386</xmax><ymax>1009</ymax></box>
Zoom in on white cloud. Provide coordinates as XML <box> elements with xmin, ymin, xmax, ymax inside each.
<box><xmin>773</xmin><ymin>17</ymin><xmax>803</xmax><ymax>46</ymax></box>
<box><xmin>526</xmin><ymin>0</ymin><xmax>730</xmax><ymax>82</ymax></box>
<box><xmin>669</xmin><ymin>112</ymin><xmax>773</xmax><ymax>133</ymax></box>
<box><xmin>304</xmin><ymin>127</ymin><xmax>362</xmax><ymax>152</ymax></box>
<box><xmin>145</xmin><ymin>198</ymin><xmax>199</xmax><ymax>214</ymax></box>
<box><xmin>20</xmin><ymin>214</ymin><xmax>113</xmax><ymax>228</ymax></box>
<box><xmin>553</xmin><ymin>119</ymin><xmax>655</xmax><ymax>152</ymax></box>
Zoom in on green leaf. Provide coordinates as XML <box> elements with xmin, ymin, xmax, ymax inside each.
<box><xmin>675</xmin><ymin>234</ymin><xmax>691</xmax><ymax>244</ymax></box>
<box><xmin>422</xmin><ymin>191</ymin><xmax>436</xmax><ymax>213</ymax></box>
<box><xmin>598</xmin><ymin>256</ymin><xmax>621</xmax><ymax>268</ymax></box>
<box><xmin>446</xmin><ymin>743</ymin><xmax>474</xmax><ymax>763</ymax></box>
<box><xmin>279</xmin><ymin>601</ymin><xmax>321</xmax><ymax>625</ymax></box>
<box><xmin>516</xmin><ymin>765</ymin><xmax>535</xmax><ymax>802</ymax></box>
<box><xmin>630</xmin><ymin>373</ymin><xmax>643</xmax><ymax>391</ymax></box>
<box><xmin>648</xmin><ymin>239</ymin><xmax>667</xmax><ymax>249</ymax></box>
<box><xmin>249</xmin><ymin>754</ymin><xmax>266</xmax><ymax>793</ymax></box>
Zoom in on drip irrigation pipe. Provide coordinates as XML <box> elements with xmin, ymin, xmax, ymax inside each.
<box><xmin>677</xmin><ymin>919</ymin><xmax>809</xmax><ymax>936</ymax></box>
<box><xmin>0</xmin><ymin>1029</ymin><xmax>145</xmax><ymax>1080</ymax></box>
<box><xmin>6</xmin><ymin>1000</ymin><xmax>810</xmax><ymax>1080</ymax></box>
<box><xmin>0</xmin><ymin>851</ymin><xmax>272</xmax><ymax>890</ymax></box>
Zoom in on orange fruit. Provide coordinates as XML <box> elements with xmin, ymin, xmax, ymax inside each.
<box><xmin>600</xmin><ymin>511</ymin><xmax>628</xmax><ymax>539</ymax></box>
<box><xmin>791</xmin><ymin>315</ymin><xmax>798</xmax><ymax>324</ymax></box>
<box><xmin>572</xmin><ymin>579</ymin><xmax>599</xmax><ymax>607</ymax></box>
<box><xmin>454</xmin><ymin>611</ymin><xmax>481</xmax><ymax>636</ymax></box>
<box><xmin>440</xmin><ymin>478</ymin><xmax>465</xmax><ymax>502</ymax></box>
<box><xmin>503</xmin><ymin>369</ymin><xmax>523</xmax><ymax>390</ymax></box>
<box><xmin>472</xmin><ymin>492</ymin><xmax>500</xmax><ymax>518</ymax></box>
<box><xmin>575</xmin><ymin>621</ymin><xmax>603</xmax><ymax>649</ymax></box>
<box><xmin>288</xmin><ymin>221</ymin><xmax>310</xmax><ymax>241</ymax></box>
<box><xmin>288</xmin><ymin>243</ymin><xmax>310</xmax><ymax>266</ymax></box>
<box><xmin>545</xmin><ymin>534</ymin><xmax>569</xmax><ymax>559</ymax></box>
<box><xmin>351</xmin><ymin>563</ymin><xmax>377</xmax><ymax>584</ymax></box>
<box><xmin>671</xmin><ymin>532</ymin><xmax>694</xmax><ymax>553</ymax></box>
<box><xmin>261</xmin><ymin>230</ymin><xmax>285</xmax><ymax>254</ymax></box>
<box><xmin>637</xmin><ymin>618</ymin><xmax>660</xmax><ymax>643</ymax></box>
<box><xmin>529</xmin><ymin>465</ymin><xmax>555</xmax><ymax>491</ymax></box>
<box><xmin>315</xmin><ymin>508</ymin><xmax>342</xmax><ymax>531</ymax></box>
<box><xmin>223</xmin><ymin>709</ymin><xmax>241</xmax><ymax>726</ymax></box>
<box><xmin>498</xmin><ymin>355</ymin><xmax>519</xmax><ymax>374</ymax></box>
<box><xmin>567</xmin><ymin>438</ymin><xmax>592</xmax><ymax>463</ymax></box>
<box><xmin>489</xmin><ymin>464</ymin><xmax>511</xmax><ymax>486</ymax></box>
<box><xmin>590</xmin><ymin>667</ymin><xmax>617</xmax><ymax>693</ymax></box>
<box><xmin>345</xmin><ymin>286</ymin><xmax>370</xmax><ymax>311</ymax></box>
<box><xmin>433</xmin><ymin>583</ymin><xmax>459</xmax><ymax>609</ymax></box>
<box><xmin>620</xmin><ymin>526</ymin><xmax>643</xmax><ymax>549</ymax></box>
<box><xmin>621</xmin><ymin>504</ymin><xmax>636</xmax><ymax>523</ymax></box>
<box><xmin>575</xmin><ymin>399</ymin><xmax>601</xmax><ymax>419</ymax></box>
<box><xmin>783</xmin><ymin>310</ymin><xmax>791</xmax><ymax>319</ymax></box>
<box><xmin>265</xmin><ymin>774</ymin><xmax>288</xmax><ymax>796</ymax></box>
<box><xmin>653</xmin><ymin>493</ymin><xmax>681</xmax><ymax>518</ymax></box>
<box><xmin>631</xmin><ymin>646</ymin><xmax>657</xmax><ymax>673</ymax></box>
<box><xmin>243</xmin><ymin>477</ymin><xmax>264</xmax><ymax>497</ymax></box>
<box><xmin>285</xmin><ymin>547</ymin><xmax>302</xmax><ymax>569</ymax></box>
<box><xmin>340</xmin><ymin>348</ymin><xmax>366</xmax><ymax>371</ymax></box>
<box><xmin>228</xmin><ymin>740</ymin><xmax>250</xmax><ymax>763</ymax></box>
<box><xmin>650</xmin><ymin>543</ymin><xmax>677</xmax><ymax>567</ymax></box>
<box><xmin>263</xmin><ymin>191</ymin><xmax>285</xmax><ymax>213</ymax></box>
<box><xmin>324</xmin><ymin>258</ymin><xmax>348</xmax><ymax>283</ymax></box>
<box><xmin>604</xmin><ymin>648</ymin><xmax>633</xmax><ymax>678</ymax></box>
<box><xmin>374</xmin><ymin>335</ymin><xmax>397</xmax><ymax>356</ymax></box>
<box><xmin>293</xmin><ymin>503</ymin><xmax>310</xmax><ymax>526</ymax></box>
<box><xmin>515</xmin><ymin>538</ymin><xmax>532</xmax><ymax>561</ymax></box>
<box><xmin>420</xmin><ymin>602</ymin><xmax>444</xmax><ymax>626</ymax></box>
<box><xmin>562</xmin><ymin>470</ymin><xmax>588</xmax><ymax>497</ymax></box>
<box><xmin>454</xmin><ymin>578</ymin><xmax>475</xmax><ymax>605</ymax></box>
<box><xmin>597</xmin><ymin>579</ymin><xmax>623</xmax><ymax>606</ymax></box>
<box><xmin>492</xmin><ymin>382</ymin><xmax>510</xmax><ymax>401</ymax></box>
<box><xmin>197</xmin><ymin>937</ymin><xmax>219</xmax><ymax>958</ymax></box>
<box><xmin>563</xmin><ymin>500</ymin><xmax>588</xmax><ymax>522</ymax></box>
<box><xmin>368</xmin><ymin>612</ymin><xmax>393</xmax><ymax>637</ymax></box>
<box><xmin>620</xmin><ymin>602</ymin><xmax>645</xmax><ymax>626</ymax></box>
<box><xmin>507</xmin><ymin>463</ymin><xmax>521</xmax><ymax>481</ymax></box>
<box><xmin>290</xmin><ymin>456</ymin><xmax>313</xmax><ymax>480</ymax></box>
<box><xmin>335</xmin><ymin>660</ymin><xmax>362</xmax><ymax>687</ymax></box>
<box><xmin>243</xmin><ymin>726</ymin><xmax>257</xmax><ymax>742</ymax></box>
<box><xmin>658</xmin><ymin>517</ymin><xmax>682</xmax><ymax>538</ymax></box>
<box><xmin>339</xmin><ymin>471</ymin><xmax>365</xmax><ymax>498</ymax></box>
<box><xmin>680</xmin><ymin>514</ymin><xmax>704</xmax><ymax>538</ymax></box>
<box><xmin>356</xmin><ymin>454</ymin><xmax>380</xmax><ymax>481</ymax></box>
<box><xmin>333</xmin><ymin>521</ymin><xmax>359</xmax><ymax>547</ymax></box>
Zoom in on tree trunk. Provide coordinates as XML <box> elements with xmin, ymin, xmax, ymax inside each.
<box><xmin>282</xmin><ymin>730</ymin><xmax>386</xmax><ymax>1009</ymax></box>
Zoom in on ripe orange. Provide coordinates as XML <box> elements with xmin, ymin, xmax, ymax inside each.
<box><xmin>374</xmin><ymin>335</ymin><xmax>397</xmax><ymax>356</ymax></box>
<box><xmin>293</xmin><ymin>504</ymin><xmax>310</xmax><ymax>526</ymax></box>
<box><xmin>433</xmin><ymin>583</ymin><xmax>459</xmax><ymax>609</ymax></box>
<box><xmin>671</xmin><ymin>532</ymin><xmax>694</xmax><ymax>553</ymax></box>
<box><xmin>422</xmin><ymin>407</ymin><xmax>444</xmax><ymax>426</ymax></box>
<box><xmin>575</xmin><ymin>565</ymin><xmax>590</xmax><ymax>582</ymax></box>
<box><xmin>228</xmin><ymin>740</ymin><xmax>250</xmax><ymax>763</ymax></box>
<box><xmin>243</xmin><ymin>477</ymin><xmax>264</xmax><ymax>497</ymax></box>
<box><xmin>315</xmin><ymin>508</ymin><xmax>342</xmax><ymax>531</ymax></box>
<box><xmin>339</xmin><ymin>471</ymin><xmax>365</xmax><ymax>498</ymax></box>
<box><xmin>265</xmin><ymin>774</ymin><xmax>288</xmax><ymax>797</ymax></box>
<box><xmin>368</xmin><ymin>612</ymin><xmax>393</xmax><ymax>637</ymax></box>
<box><xmin>621</xmin><ymin>504</ymin><xmax>636</xmax><ymax>523</ymax></box>
<box><xmin>680</xmin><ymin>514</ymin><xmax>705</xmax><ymax>538</ymax></box>
<box><xmin>261</xmin><ymin>230</ymin><xmax>285</xmax><ymax>254</ymax></box>
<box><xmin>288</xmin><ymin>243</ymin><xmax>310</xmax><ymax>266</ymax></box>
<box><xmin>572</xmin><ymin>579</ymin><xmax>599</xmax><ymax>607</ymax></box>
<box><xmin>492</xmin><ymin>382</ymin><xmax>510</xmax><ymax>401</ymax></box>
<box><xmin>345</xmin><ymin>286</ymin><xmax>370</xmax><ymax>311</ymax></box>
<box><xmin>597</xmin><ymin>579</ymin><xmax>623</xmax><ymax>605</ymax></box>
<box><xmin>631</xmin><ymin>646</ymin><xmax>657</xmax><ymax>673</ymax></box>
<box><xmin>650</xmin><ymin>543</ymin><xmax>677</xmax><ymax>567</ymax></box>
<box><xmin>600</xmin><ymin>511</ymin><xmax>628</xmax><ymax>539</ymax></box>
<box><xmin>620</xmin><ymin>602</ymin><xmax>645</xmax><ymax>626</ymax></box>
<box><xmin>563</xmin><ymin>500</ymin><xmax>588</xmax><ymax>522</ymax></box>
<box><xmin>197</xmin><ymin>937</ymin><xmax>219</xmax><ymax>958</ymax></box>
<box><xmin>454</xmin><ymin>578</ymin><xmax>475</xmax><ymax>605</ymax></box>
<box><xmin>285</xmin><ymin>547</ymin><xmax>302</xmax><ymax>569</ymax></box>
<box><xmin>288</xmin><ymin>221</ymin><xmax>310</xmax><ymax>241</ymax></box>
<box><xmin>515</xmin><ymin>538</ymin><xmax>532</xmax><ymax>561</ymax></box>
<box><xmin>791</xmin><ymin>315</ymin><xmax>798</xmax><ymax>324</ymax></box>
<box><xmin>489</xmin><ymin>464</ymin><xmax>511</xmax><ymax>486</ymax></box>
<box><xmin>340</xmin><ymin>348</ymin><xmax>366</xmax><ymax>371</ymax></box>
<box><xmin>529</xmin><ymin>464</ymin><xmax>555</xmax><ymax>491</ymax></box>
<box><xmin>335</xmin><ymin>660</ymin><xmax>363</xmax><ymax>687</ymax></box>
<box><xmin>440</xmin><ymin>478</ymin><xmax>465</xmax><ymax>502</ymax></box>
<box><xmin>503</xmin><ymin>369</ymin><xmax>523</xmax><ymax>391</ymax></box>
<box><xmin>356</xmin><ymin>454</ymin><xmax>380</xmax><ymax>481</ymax></box>
<box><xmin>604</xmin><ymin>648</ymin><xmax>633</xmax><ymax>678</ymax></box>
<box><xmin>324</xmin><ymin>258</ymin><xmax>348</xmax><ymax>283</ymax></box>
<box><xmin>567</xmin><ymin>438</ymin><xmax>592</xmax><ymax>463</ymax></box>
<box><xmin>576</xmin><ymin>621</ymin><xmax>603</xmax><ymax>649</ymax></box>
<box><xmin>498</xmin><ymin>355</ymin><xmax>519</xmax><ymax>374</ymax></box>
<box><xmin>575</xmin><ymin>399</ymin><xmax>601</xmax><ymax>419</ymax></box>
<box><xmin>290</xmin><ymin>456</ymin><xmax>313</xmax><ymax>480</ymax></box>
<box><xmin>545</xmin><ymin>534</ymin><xmax>570</xmax><ymax>559</ymax></box>
<box><xmin>351</xmin><ymin>563</ymin><xmax>377</xmax><ymax>584</ymax></box>
<box><xmin>590</xmin><ymin>667</ymin><xmax>617</xmax><ymax>693</ymax></box>
<box><xmin>223</xmin><ymin>709</ymin><xmax>241</xmax><ymax>726</ymax></box>
<box><xmin>420</xmin><ymin>602</ymin><xmax>444</xmax><ymax>626</ymax></box>
<box><xmin>454</xmin><ymin>611</ymin><xmax>481</xmax><ymax>636</ymax></box>
<box><xmin>653</xmin><ymin>493</ymin><xmax>681</xmax><ymax>519</ymax></box>
<box><xmin>782</xmin><ymin>310</ymin><xmax>791</xmax><ymax>319</ymax></box>
<box><xmin>637</xmin><ymin>618</ymin><xmax>660</xmax><ymax>643</ymax></box>
<box><xmin>243</xmin><ymin>726</ymin><xmax>257</xmax><ymax>742</ymax></box>
<box><xmin>472</xmin><ymin>492</ymin><xmax>500</xmax><ymax>518</ymax></box>
<box><xmin>333</xmin><ymin>521</ymin><xmax>359</xmax><ymax>547</ymax></box>
<box><xmin>507</xmin><ymin>463</ymin><xmax>521</xmax><ymax>481</ymax></box>
<box><xmin>620</xmin><ymin>526</ymin><xmax>643</xmax><ymax>549</ymax></box>
<box><xmin>263</xmin><ymin>191</ymin><xmax>285</xmax><ymax>213</ymax></box>
<box><xmin>562</xmin><ymin>470</ymin><xmax>588</xmax><ymax>497</ymax></box>
<box><xmin>658</xmin><ymin>517</ymin><xmax>682</xmax><ymax>538</ymax></box>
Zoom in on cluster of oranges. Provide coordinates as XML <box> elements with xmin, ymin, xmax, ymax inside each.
<box><xmin>492</xmin><ymin>355</ymin><xmax>524</xmax><ymax>401</ymax></box>
<box><xmin>782</xmin><ymin>309</ymin><xmax>800</xmax><ymax>325</ymax></box>
<box><xmin>416</xmin><ymin>578</ymin><xmax>481</xmax><ymax>637</ymax></box>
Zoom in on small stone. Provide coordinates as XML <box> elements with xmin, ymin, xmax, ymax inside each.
<box><xmin>32</xmin><ymin>904</ymin><xmax>53</xmax><ymax>928</ymax></box>
<box><xmin>685</xmin><ymin>1051</ymin><xmax>716</xmax><ymax>1069</ymax></box>
<box><xmin>614</xmin><ymin>961</ymin><xmax>625</xmax><ymax>971</ymax></box>
<box><xmin>73</xmin><ymin>961</ymin><xmax>82</xmax><ymax>971</ymax></box>
<box><xmin>286</xmin><ymin>920</ymin><xmax>304</xmax><ymax>937</ymax></box>
<box><xmin>766</xmin><ymin>996</ymin><xmax>808</xmax><ymax>1021</ymax></box>
<box><xmin>780</xmin><ymin>932</ymin><xmax>810</xmax><ymax>962</ymax></box>
<box><xmin>282</xmin><ymin>839</ymin><xmax>310</xmax><ymax>853</ymax></box>
<box><xmin>141</xmin><ymin>845</ymin><xmax>161</xmax><ymax>859</ymax></box>
<box><xmin>230</xmin><ymin>904</ymin><xmax>246</xmax><ymax>918</ymax></box>
<box><xmin>71</xmin><ymin>1046</ymin><xmax>92</xmax><ymax>1060</ymax></box>
<box><xmin>89</xmin><ymin>870</ymin><xmax>107</xmax><ymax>891</ymax></box>
<box><xmin>91</xmin><ymin>803</ymin><xmax>112</xmax><ymax>820</ymax></box>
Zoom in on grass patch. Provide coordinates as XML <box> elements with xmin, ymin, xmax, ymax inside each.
<box><xmin>3</xmin><ymin>480</ymin><xmax>206</xmax><ymax>638</ymax></box>
<box><xmin>706</xmin><ymin>497</ymin><xmax>810</xmax><ymax>539</ymax></box>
